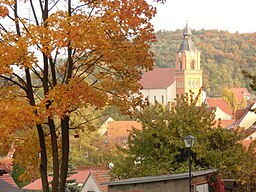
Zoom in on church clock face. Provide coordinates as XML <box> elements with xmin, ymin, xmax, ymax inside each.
<box><xmin>190</xmin><ymin>51</ymin><xmax>194</xmax><ymax>57</ymax></box>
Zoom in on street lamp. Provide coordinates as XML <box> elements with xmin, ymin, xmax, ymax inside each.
<box><xmin>183</xmin><ymin>135</ymin><xmax>195</xmax><ymax>192</ymax></box>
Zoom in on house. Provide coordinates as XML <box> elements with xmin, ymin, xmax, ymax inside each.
<box><xmin>205</xmin><ymin>97</ymin><xmax>233</xmax><ymax>119</ymax></box>
<box><xmin>0</xmin><ymin>173</ymin><xmax>20</xmax><ymax>192</ymax></box>
<box><xmin>22</xmin><ymin>167</ymin><xmax>106</xmax><ymax>192</ymax></box>
<box><xmin>81</xmin><ymin>170</ymin><xmax>110</xmax><ymax>192</ymax></box>
<box><xmin>0</xmin><ymin>145</ymin><xmax>20</xmax><ymax>191</ymax></box>
<box><xmin>104</xmin><ymin>121</ymin><xmax>142</xmax><ymax>147</ymax></box>
<box><xmin>105</xmin><ymin>169</ymin><xmax>225</xmax><ymax>192</ymax></box>
<box><xmin>230</xmin><ymin>88</ymin><xmax>250</xmax><ymax>103</ymax></box>
<box><xmin>232</xmin><ymin>102</ymin><xmax>256</xmax><ymax>130</ymax></box>
<box><xmin>140</xmin><ymin>22</ymin><xmax>203</xmax><ymax>106</ymax></box>
<box><xmin>98</xmin><ymin>116</ymin><xmax>115</xmax><ymax>136</ymax></box>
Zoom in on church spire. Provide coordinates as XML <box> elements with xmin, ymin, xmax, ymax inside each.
<box><xmin>183</xmin><ymin>20</ymin><xmax>192</xmax><ymax>36</ymax></box>
<box><xmin>178</xmin><ymin>21</ymin><xmax>196</xmax><ymax>52</ymax></box>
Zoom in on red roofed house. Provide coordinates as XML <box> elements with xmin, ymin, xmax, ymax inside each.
<box><xmin>0</xmin><ymin>145</ymin><xmax>20</xmax><ymax>192</ymax></box>
<box><xmin>140</xmin><ymin>22</ymin><xmax>203</xmax><ymax>106</ymax></box>
<box><xmin>230</xmin><ymin>88</ymin><xmax>250</xmax><ymax>103</ymax></box>
<box><xmin>81</xmin><ymin>170</ymin><xmax>110</xmax><ymax>192</ymax></box>
<box><xmin>233</xmin><ymin>103</ymin><xmax>256</xmax><ymax>130</ymax></box>
<box><xmin>105</xmin><ymin>121</ymin><xmax>142</xmax><ymax>147</ymax></box>
<box><xmin>22</xmin><ymin>167</ymin><xmax>106</xmax><ymax>192</ymax></box>
<box><xmin>0</xmin><ymin>173</ymin><xmax>20</xmax><ymax>192</ymax></box>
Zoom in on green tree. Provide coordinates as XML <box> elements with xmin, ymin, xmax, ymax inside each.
<box><xmin>111</xmin><ymin>94</ymin><xmax>249</xmax><ymax>191</ymax></box>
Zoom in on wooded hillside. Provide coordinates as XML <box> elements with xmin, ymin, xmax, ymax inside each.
<box><xmin>151</xmin><ymin>29</ymin><xmax>256</xmax><ymax>97</ymax></box>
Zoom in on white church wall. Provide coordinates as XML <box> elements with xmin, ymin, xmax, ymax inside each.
<box><xmin>141</xmin><ymin>88</ymin><xmax>168</xmax><ymax>105</ymax></box>
<box><xmin>166</xmin><ymin>82</ymin><xmax>176</xmax><ymax>104</ymax></box>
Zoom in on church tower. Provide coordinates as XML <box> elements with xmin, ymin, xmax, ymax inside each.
<box><xmin>175</xmin><ymin>22</ymin><xmax>203</xmax><ymax>105</ymax></box>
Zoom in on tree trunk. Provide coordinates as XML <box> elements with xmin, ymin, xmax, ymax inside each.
<box><xmin>24</xmin><ymin>66</ymin><xmax>49</xmax><ymax>191</ymax></box>
<box><xmin>37</xmin><ymin>124</ymin><xmax>50</xmax><ymax>192</ymax></box>
<box><xmin>59</xmin><ymin>116</ymin><xmax>70</xmax><ymax>192</ymax></box>
<box><xmin>48</xmin><ymin>118</ymin><xmax>59</xmax><ymax>191</ymax></box>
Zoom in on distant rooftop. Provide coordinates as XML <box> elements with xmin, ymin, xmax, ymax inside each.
<box><xmin>105</xmin><ymin>169</ymin><xmax>216</xmax><ymax>186</ymax></box>
<box><xmin>140</xmin><ymin>68</ymin><xmax>175</xmax><ymax>89</ymax></box>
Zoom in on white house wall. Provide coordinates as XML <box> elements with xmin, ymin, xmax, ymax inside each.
<box><xmin>81</xmin><ymin>175</ymin><xmax>101</xmax><ymax>192</ymax></box>
<box><xmin>214</xmin><ymin>106</ymin><xmax>232</xmax><ymax>120</ymax></box>
<box><xmin>239</xmin><ymin>112</ymin><xmax>256</xmax><ymax>130</ymax></box>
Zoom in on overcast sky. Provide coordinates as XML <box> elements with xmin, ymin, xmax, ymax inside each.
<box><xmin>150</xmin><ymin>0</ymin><xmax>256</xmax><ymax>33</ymax></box>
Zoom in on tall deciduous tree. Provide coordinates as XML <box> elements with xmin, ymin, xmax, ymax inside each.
<box><xmin>0</xmin><ymin>0</ymin><xmax>156</xmax><ymax>191</ymax></box>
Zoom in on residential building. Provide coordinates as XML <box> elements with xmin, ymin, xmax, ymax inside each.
<box><xmin>22</xmin><ymin>167</ymin><xmax>107</xmax><ymax>192</ymax></box>
<box><xmin>104</xmin><ymin>121</ymin><xmax>142</xmax><ymax>148</ymax></box>
<box><xmin>81</xmin><ymin>170</ymin><xmax>110</xmax><ymax>192</ymax></box>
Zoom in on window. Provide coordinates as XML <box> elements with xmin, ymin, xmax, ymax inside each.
<box><xmin>190</xmin><ymin>60</ymin><xmax>195</xmax><ymax>70</ymax></box>
<box><xmin>179</xmin><ymin>61</ymin><xmax>182</xmax><ymax>70</ymax></box>
<box><xmin>154</xmin><ymin>96</ymin><xmax>157</xmax><ymax>104</ymax></box>
<box><xmin>192</xmin><ymin>81</ymin><xmax>195</xmax><ymax>88</ymax></box>
<box><xmin>162</xmin><ymin>95</ymin><xmax>164</xmax><ymax>104</ymax></box>
<box><xmin>196</xmin><ymin>80</ymin><xmax>199</xmax><ymax>88</ymax></box>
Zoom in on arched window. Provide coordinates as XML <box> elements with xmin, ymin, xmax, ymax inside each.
<box><xmin>196</xmin><ymin>81</ymin><xmax>199</xmax><ymax>88</ymax></box>
<box><xmin>162</xmin><ymin>95</ymin><xmax>164</xmax><ymax>104</ymax></box>
<box><xmin>190</xmin><ymin>60</ymin><xmax>195</xmax><ymax>70</ymax></box>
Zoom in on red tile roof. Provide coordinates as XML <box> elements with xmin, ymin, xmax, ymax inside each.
<box><xmin>241</xmin><ymin>138</ymin><xmax>256</xmax><ymax>150</ymax></box>
<box><xmin>218</xmin><ymin>119</ymin><xmax>236</xmax><ymax>128</ymax></box>
<box><xmin>0</xmin><ymin>158</ymin><xmax>13</xmax><ymax>173</ymax></box>
<box><xmin>230</xmin><ymin>88</ymin><xmax>250</xmax><ymax>102</ymax></box>
<box><xmin>0</xmin><ymin>173</ymin><xmax>20</xmax><ymax>192</ymax></box>
<box><xmin>91</xmin><ymin>170</ymin><xmax>110</xmax><ymax>192</ymax></box>
<box><xmin>140</xmin><ymin>68</ymin><xmax>175</xmax><ymax>89</ymax></box>
<box><xmin>206</xmin><ymin>97</ymin><xmax>232</xmax><ymax>116</ymax></box>
<box><xmin>106</xmin><ymin>121</ymin><xmax>142</xmax><ymax>145</ymax></box>
<box><xmin>22</xmin><ymin>167</ymin><xmax>104</xmax><ymax>191</ymax></box>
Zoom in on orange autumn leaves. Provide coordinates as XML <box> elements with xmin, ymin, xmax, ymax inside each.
<box><xmin>0</xmin><ymin>4</ymin><xmax>8</xmax><ymax>18</ymax></box>
<box><xmin>0</xmin><ymin>87</ymin><xmax>35</xmax><ymax>138</ymax></box>
<box><xmin>38</xmin><ymin>78</ymin><xmax>107</xmax><ymax>120</ymax></box>
<box><xmin>0</xmin><ymin>0</ymin><xmax>156</xmax><ymax>139</ymax></box>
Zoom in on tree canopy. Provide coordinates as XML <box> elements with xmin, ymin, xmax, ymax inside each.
<box><xmin>111</xmin><ymin>94</ymin><xmax>254</xmax><ymax>190</ymax></box>
<box><xmin>0</xmin><ymin>0</ymin><xmax>156</xmax><ymax>191</ymax></box>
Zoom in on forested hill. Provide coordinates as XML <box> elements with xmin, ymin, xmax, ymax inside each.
<box><xmin>151</xmin><ymin>29</ymin><xmax>256</xmax><ymax>97</ymax></box>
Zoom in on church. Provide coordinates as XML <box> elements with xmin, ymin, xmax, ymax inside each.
<box><xmin>140</xmin><ymin>22</ymin><xmax>203</xmax><ymax>106</ymax></box>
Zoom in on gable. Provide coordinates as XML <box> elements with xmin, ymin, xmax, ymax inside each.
<box><xmin>0</xmin><ymin>174</ymin><xmax>20</xmax><ymax>192</ymax></box>
<box><xmin>230</xmin><ymin>88</ymin><xmax>250</xmax><ymax>101</ymax></box>
<box><xmin>206</xmin><ymin>97</ymin><xmax>232</xmax><ymax>116</ymax></box>
<box><xmin>140</xmin><ymin>68</ymin><xmax>175</xmax><ymax>89</ymax></box>
<box><xmin>81</xmin><ymin>175</ymin><xmax>101</xmax><ymax>192</ymax></box>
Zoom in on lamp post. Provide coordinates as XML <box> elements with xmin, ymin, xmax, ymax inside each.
<box><xmin>183</xmin><ymin>135</ymin><xmax>195</xmax><ymax>192</ymax></box>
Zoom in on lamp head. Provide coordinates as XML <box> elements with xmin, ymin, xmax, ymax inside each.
<box><xmin>183</xmin><ymin>135</ymin><xmax>195</xmax><ymax>148</ymax></box>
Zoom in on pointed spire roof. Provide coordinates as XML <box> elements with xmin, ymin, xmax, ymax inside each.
<box><xmin>183</xmin><ymin>20</ymin><xmax>192</xmax><ymax>36</ymax></box>
<box><xmin>178</xmin><ymin>21</ymin><xmax>197</xmax><ymax>52</ymax></box>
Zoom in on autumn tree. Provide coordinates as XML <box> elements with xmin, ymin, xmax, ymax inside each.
<box><xmin>0</xmin><ymin>0</ymin><xmax>156</xmax><ymax>191</ymax></box>
<box><xmin>222</xmin><ymin>88</ymin><xmax>247</xmax><ymax>117</ymax></box>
